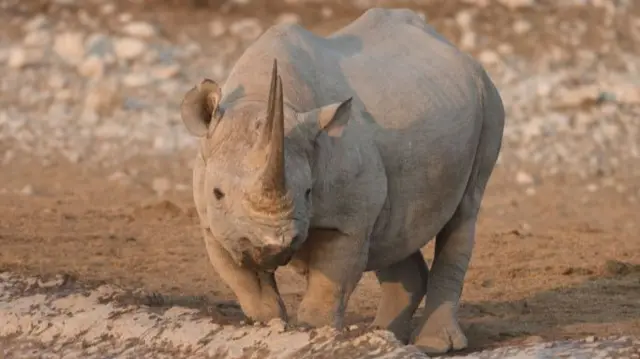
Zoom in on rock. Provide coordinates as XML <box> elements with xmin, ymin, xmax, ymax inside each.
<box><xmin>122</xmin><ymin>21</ymin><xmax>157</xmax><ymax>38</ymax></box>
<box><xmin>513</xmin><ymin>19</ymin><xmax>532</xmax><ymax>34</ymax></box>
<box><xmin>20</xmin><ymin>184</ymin><xmax>35</xmax><ymax>196</ymax></box>
<box><xmin>7</xmin><ymin>47</ymin><xmax>42</xmax><ymax>68</ymax></box>
<box><xmin>152</xmin><ymin>177</ymin><xmax>171</xmax><ymax>196</ymax></box>
<box><xmin>122</xmin><ymin>73</ymin><xmax>151</xmax><ymax>88</ymax></box>
<box><xmin>498</xmin><ymin>0</ymin><xmax>536</xmax><ymax>9</ymax></box>
<box><xmin>478</xmin><ymin>50</ymin><xmax>500</xmax><ymax>65</ymax></box>
<box><xmin>113</xmin><ymin>37</ymin><xmax>147</xmax><ymax>61</ymax></box>
<box><xmin>150</xmin><ymin>64</ymin><xmax>180</xmax><ymax>80</ymax></box>
<box><xmin>78</xmin><ymin>56</ymin><xmax>105</xmax><ymax>78</ymax></box>
<box><xmin>276</xmin><ymin>13</ymin><xmax>301</xmax><ymax>25</ymax></box>
<box><xmin>53</xmin><ymin>32</ymin><xmax>86</xmax><ymax>66</ymax></box>
<box><xmin>455</xmin><ymin>10</ymin><xmax>474</xmax><ymax>29</ymax></box>
<box><xmin>229</xmin><ymin>18</ymin><xmax>263</xmax><ymax>41</ymax></box>
<box><xmin>321</xmin><ymin>6</ymin><xmax>334</xmax><ymax>18</ymax></box>
<box><xmin>209</xmin><ymin>20</ymin><xmax>226</xmax><ymax>38</ymax></box>
<box><xmin>515</xmin><ymin>171</ymin><xmax>534</xmax><ymax>185</ymax></box>
<box><xmin>85</xmin><ymin>33</ymin><xmax>114</xmax><ymax>58</ymax></box>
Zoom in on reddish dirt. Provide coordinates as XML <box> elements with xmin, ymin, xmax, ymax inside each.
<box><xmin>1</xmin><ymin>154</ymin><xmax>638</xmax><ymax>353</ymax></box>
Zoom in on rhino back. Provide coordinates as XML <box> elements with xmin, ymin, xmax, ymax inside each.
<box><xmin>223</xmin><ymin>8</ymin><xmax>494</xmax><ymax>266</ymax></box>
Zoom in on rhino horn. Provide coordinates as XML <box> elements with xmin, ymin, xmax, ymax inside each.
<box><xmin>260</xmin><ymin>59</ymin><xmax>286</xmax><ymax>195</ymax></box>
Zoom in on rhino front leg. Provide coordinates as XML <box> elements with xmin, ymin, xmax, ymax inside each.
<box><xmin>296</xmin><ymin>229</ymin><xmax>368</xmax><ymax>329</ymax></box>
<box><xmin>202</xmin><ymin>230</ymin><xmax>288</xmax><ymax>323</ymax></box>
<box><xmin>371</xmin><ymin>251</ymin><xmax>429</xmax><ymax>343</ymax></box>
<box><xmin>411</xmin><ymin>204</ymin><xmax>477</xmax><ymax>354</ymax></box>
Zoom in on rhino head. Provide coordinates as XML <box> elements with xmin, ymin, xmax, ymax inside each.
<box><xmin>180</xmin><ymin>60</ymin><xmax>353</xmax><ymax>271</ymax></box>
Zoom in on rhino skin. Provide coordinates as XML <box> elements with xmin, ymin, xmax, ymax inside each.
<box><xmin>180</xmin><ymin>8</ymin><xmax>505</xmax><ymax>355</ymax></box>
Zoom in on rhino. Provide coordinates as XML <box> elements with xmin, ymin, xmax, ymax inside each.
<box><xmin>180</xmin><ymin>8</ymin><xmax>504</xmax><ymax>354</ymax></box>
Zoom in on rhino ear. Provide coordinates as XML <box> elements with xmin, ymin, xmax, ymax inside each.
<box><xmin>316</xmin><ymin>97</ymin><xmax>353</xmax><ymax>138</ymax></box>
<box><xmin>180</xmin><ymin>79</ymin><xmax>222</xmax><ymax>137</ymax></box>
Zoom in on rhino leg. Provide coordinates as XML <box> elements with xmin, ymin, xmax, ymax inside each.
<box><xmin>411</xmin><ymin>210</ymin><xmax>476</xmax><ymax>354</ymax></box>
<box><xmin>296</xmin><ymin>229</ymin><xmax>368</xmax><ymax>329</ymax></box>
<box><xmin>202</xmin><ymin>230</ymin><xmax>288</xmax><ymax>323</ymax></box>
<box><xmin>371</xmin><ymin>251</ymin><xmax>429</xmax><ymax>343</ymax></box>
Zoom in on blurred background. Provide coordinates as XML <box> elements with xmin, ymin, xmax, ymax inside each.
<box><xmin>0</xmin><ymin>0</ymin><xmax>638</xmax><ymax>353</ymax></box>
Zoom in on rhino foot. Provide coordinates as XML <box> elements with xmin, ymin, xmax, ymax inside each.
<box><xmin>412</xmin><ymin>301</ymin><xmax>468</xmax><ymax>354</ymax></box>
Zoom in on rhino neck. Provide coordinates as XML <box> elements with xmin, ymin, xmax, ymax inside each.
<box><xmin>309</xmin><ymin>127</ymin><xmax>387</xmax><ymax>237</ymax></box>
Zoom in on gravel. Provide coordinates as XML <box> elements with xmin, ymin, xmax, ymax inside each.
<box><xmin>0</xmin><ymin>0</ymin><xmax>638</xmax><ymax>182</ymax></box>
<box><xmin>1</xmin><ymin>272</ymin><xmax>638</xmax><ymax>359</ymax></box>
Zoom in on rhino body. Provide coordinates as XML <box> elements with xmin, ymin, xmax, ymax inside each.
<box><xmin>181</xmin><ymin>8</ymin><xmax>504</xmax><ymax>354</ymax></box>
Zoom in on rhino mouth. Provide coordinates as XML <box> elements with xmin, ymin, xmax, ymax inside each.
<box><xmin>238</xmin><ymin>242</ymin><xmax>296</xmax><ymax>272</ymax></box>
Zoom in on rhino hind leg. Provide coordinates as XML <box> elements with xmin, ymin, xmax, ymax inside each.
<box><xmin>202</xmin><ymin>230</ymin><xmax>288</xmax><ymax>323</ymax></box>
<box><xmin>371</xmin><ymin>251</ymin><xmax>429</xmax><ymax>343</ymax></box>
<box><xmin>410</xmin><ymin>211</ymin><xmax>476</xmax><ymax>354</ymax></box>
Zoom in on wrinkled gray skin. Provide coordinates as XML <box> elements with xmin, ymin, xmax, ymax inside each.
<box><xmin>180</xmin><ymin>8</ymin><xmax>504</xmax><ymax>355</ymax></box>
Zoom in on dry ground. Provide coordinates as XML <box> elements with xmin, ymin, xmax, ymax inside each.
<box><xmin>1</xmin><ymin>154</ymin><xmax>638</xmax><ymax>354</ymax></box>
<box><xmin>1</xmin><ymin>0</ymin><xmax>639</xmax><ymax>356</ymax></box>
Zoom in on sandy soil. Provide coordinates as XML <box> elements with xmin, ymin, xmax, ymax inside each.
<box><xmin>1</xmin><ymin>155</ymin><xmax>638</xmax><ymax>354</ymax></box>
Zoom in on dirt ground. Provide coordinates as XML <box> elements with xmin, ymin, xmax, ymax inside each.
<box><xmin>1</xmin><ymin>153</ymin><xmax>639</xmax><ymax>354</ymax></box>
<box><xmin>1</xmin><ymin>0</ymin><xmax>640</xmax><ymax>356</ymax></box>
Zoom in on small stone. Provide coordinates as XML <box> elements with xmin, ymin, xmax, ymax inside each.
<box><xmin>455</xmin><ymin>10</ymin><xmax>473</xmax><ymax>29</ymax></box>
<box><xmin>209</xmin><ymin>20</ymin><xmax>226</xmax><ymax>37</ymax></box>
<box><xmin>20</xmin><ymin>184</ymin><xmax>35</xmax><ymax>196</ymax></box>
<box><xmin>113</xmin><ymin>37</ymin><xmax>147</xmax><ymax>61</ymax></box>
<box><xmin>78</xmin><ymin>56</ymin><xmax>105</xmax><ymax>78</ymax></box>
<box><xmin>515</xmin><ymin>171</ymin><xmax>534</xmax><ymax>185</ymax></box>
<box><xmin>150</xmin><ymin>64</ymin><xmax>180</xmax><ymax>80</ymax></box>
<box><xmin>513</xmin><ymin>19</ymin><xmax>532</xmax><ymax>34</ymax></box>
<box><xmin>122</xmin><ymin>73</ymin><xmax>151</xmax><ymax>88</ymax></box>
<box><xmin>152</xmin><ymin>177</ymin><xmax>171</xmax><ymax>196</ymax></box>
<box><xmin>53</xmin><ymin>32</ymin><xmax>86</xmax><ymax>66</ymax></box>
<box><xmin>498</xmin><ymin>0</ymin><xmax>535</xmax><ymax>9</ymax></box>
<box><xmin>585</xmin><ymin>335</ymin><xmax>596</xmax><ymax>343</ymax></box>
<box><xmin>229</xmin><ymin>18</ymin><xmax>263</xmax><ymax>41</ymax></box>
<box><xmin>122</xmin><ymin>21</ymin><xmax>157</xmax><ymax>38</ymax></box>
<box><xmin>101</xmin><ymin>3</ymin><xmax>115</xmax><ymax>14</ymax></box>
<box><xmin>276</xmin><ymin>13</ymin><xmax>301</xmax><ymax>25</ymax></box>
<box><xmin>321</xmin><ymin>7</ymin><xmax>334</xmax><ymax>18</ymax></box>
<box><xmin>525</xmin><ymin>187</ymin><xmax>536</xmax><ymax>196</ymax></box>
<box><xmin>7</xmin><ymin>47</ymin><xmax>42</xmax><ymax>68</ymax></box>
<box><xmin>478</xmin><ymin>50</ymin><xmax>500</xmax><ymax>65</ymax></box>
<box><xmin>586</xmin><ymin>184</ymin><xmax>598</xmax><ymax>192</ymax></box>
<box><xmin>175</xmin><ymin>184</ymin><xmax>190</xmax><ymax>192</ymax></box>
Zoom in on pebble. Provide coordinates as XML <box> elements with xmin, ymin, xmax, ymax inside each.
<box><xmin>515</xmin><ymin>171</ymin><xmax>535</xmax><ymax>185</ymax></box>
<box><xmin>152</xmin><ymin>177</ymin><xmax>172</xmax><ymax>196</ymax></box>
<box><xmin>113</xmin><ymin>37</ymin><xmax>147</xmax><ymax>61</ymax></box>
<box><xmin>122</xmin><ymin>21</ymin><xmax>157</xmax><ymax>38</ymax></box>
<box><xmin>7</xmin><ymin>47</ymin><xmax>42</xmax><ymax>68</ymax></box>
<box><xmin>53</xmin><ymin>32</ymin><xmax>86</xmax><ymax>66</ymax></box>
<box><xmin>209</xmin><ymin>20</ymin><xmax>226</xmax><ymax>38</ymax></box>
<box><xmin>20</xmin><ymin>184</ymin><xmax>35</xmax><ymax>196</ymax></box>
<box><xmin>122</xmin><ymin>73</ymin><xmax>151</xmax><ymax>88</ymax></box>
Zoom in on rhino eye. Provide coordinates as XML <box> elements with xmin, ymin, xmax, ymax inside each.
<box><xmin>305</xmin><ymin>188</ymin><xmax>311</xmax><ymax>201</ymax></box>
<box><xmin>213</xmin><ymin>188</ymin><xmax>225</xmax><ymax>200</ymax></box>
